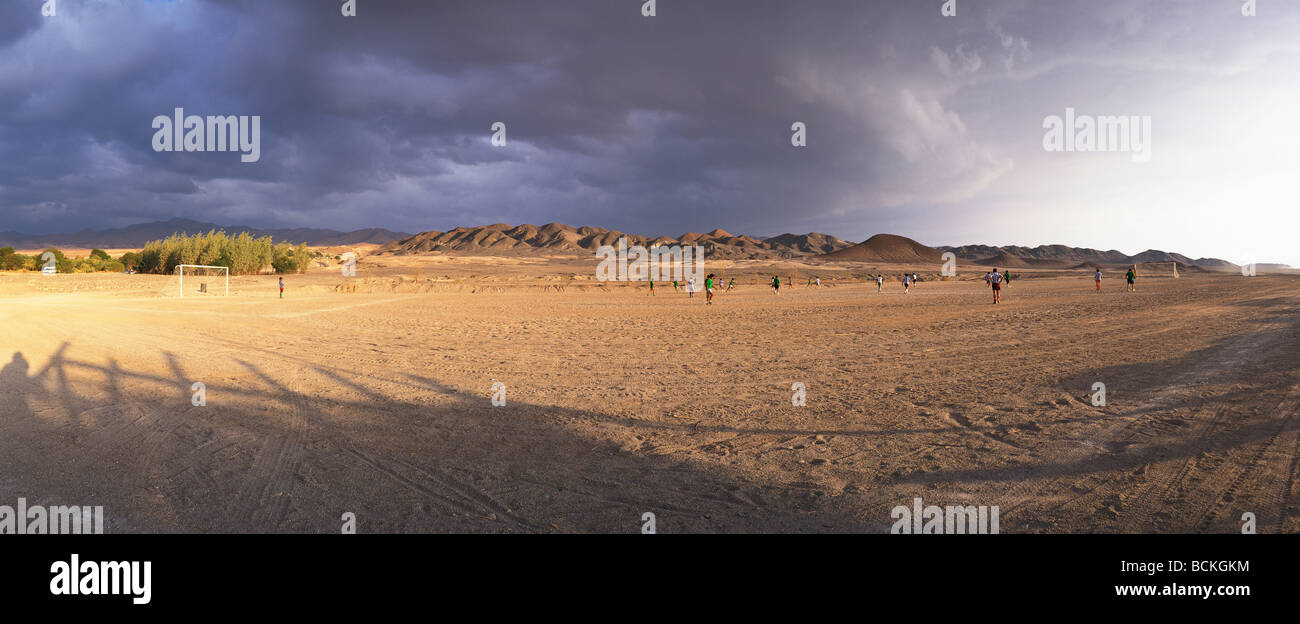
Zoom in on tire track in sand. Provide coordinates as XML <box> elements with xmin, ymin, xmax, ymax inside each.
<box><xmin>339</xmin><ymin>444</ymin><xmax>537</xmax><ymax>531</ymax></box>
<box><xmin>996</xmin><ymin>318</ymin><xmax>1286</xmax><ymax>529</ymax></box>
<box><xmin>230</xmin><ymin>369</ymin><xmax>309</xmax><ymax>531</ymax></box>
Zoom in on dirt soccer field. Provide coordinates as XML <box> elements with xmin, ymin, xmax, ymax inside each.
<box><xmin>1</xmin><ymin>267</ymin><xmax>1296</xmax><ymax>533</ymax></box>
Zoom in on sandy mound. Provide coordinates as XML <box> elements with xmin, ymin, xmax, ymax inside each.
<box><xmin>820</xmin><ymin>234</ymin><xmax>943</xmax><ymax>263</ymax></box>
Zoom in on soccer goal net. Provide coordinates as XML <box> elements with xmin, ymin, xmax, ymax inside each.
<box><xmin>176</xmin><ymin>265</ymin><xmax>229</xmax><ymax>297</ymax></box>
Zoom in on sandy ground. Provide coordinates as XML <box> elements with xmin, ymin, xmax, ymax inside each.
<box><xmin>0</xmin><ymin>261</ymin><xmax>1296</xmax><ymax>533</ymax></box>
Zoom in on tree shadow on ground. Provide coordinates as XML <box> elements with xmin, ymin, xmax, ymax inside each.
<box><xmin>0</xmin><ymin>343</ymin><xmax>880</xmax><ymax>533</ymax></box>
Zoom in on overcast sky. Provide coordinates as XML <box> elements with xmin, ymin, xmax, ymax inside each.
<box><xmin>1</xmin><ymin>0</ymin><xmax>1297</xmax><ymax>264</ymax></box>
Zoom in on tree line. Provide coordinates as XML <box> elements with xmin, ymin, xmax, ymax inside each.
<box><xmin>135</xmin><ymin>230</ymin><xmax>311</xmax><ymax>275</ymax></box>
<box><xmin>0</xmin><ymin>230</ymin><xmax>313</xmax><ymax>275</ymax></box>
<box><xmin>0</xmin><ymin>247</ymin><xmax>124</xmax><ymax>273</ymax></box>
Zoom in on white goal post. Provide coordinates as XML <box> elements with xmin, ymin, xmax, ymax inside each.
<box><xmin>176</xmin><ymin>265</ymin><xmax>229</xmax><ymax>297</ymax></box>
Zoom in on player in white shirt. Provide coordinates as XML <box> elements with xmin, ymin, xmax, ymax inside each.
<box><xmin>990</xmin><ymin>268</ymin><xmax>1003</xmax><ymax>304</ymax></box>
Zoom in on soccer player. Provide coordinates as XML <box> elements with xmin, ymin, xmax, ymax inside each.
<box><xmin>1094</xmin><ymin>268</ymin><xmax>1102</xmax><ymax>292</ymax></box>
<box><xmin>772</xmin><ymin>274</ymin><xmax>781</xmax><ymax>294</ymax></box>
<box><xmin>728</xmin><ymin>277</ymin><xmax>735</xmax><ymax>291</ymax></box>
<box><xmin>1003</xmin><ymin>270</ymin><xmax>1011</xmax><ymax>287</ymax></box>
<box><xmin>990</xmin><ymin>268</ymin><xmax>1003</xmax><ymax>303</ymax></box>
<box><xmin>279</xmin><ymin>277</ymin><xmax>285</xmax><ymax>299</ymax></box>
<box><xmin>687</xmin><ymin>277</ymin><xmax>695</xmax><ymax>298</ymax></box>
<box><xmin>902</xmin><ymin>274</ymin><xmax>911</xmax><ymax>294</ymax></box>
<box><xmin>876</xmin><ymin>275</ymin><xmax>884</xmax><ymax>292</ymax></box>
<box><xmin>705</xmin><ymin>274</ymin><xmax>715</xmax><ymax>305</ymax></box>
<box><xmin>648</xmin><ymin>278</ymin><xmax>655</xmax><ymax>296</ymax></box>
<box><xmin>1126</xmin><ymin>266</ymin><xmax>1137</xmax><ymax>292</ymax></box>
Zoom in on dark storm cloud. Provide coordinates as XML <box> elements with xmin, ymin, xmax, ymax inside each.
<box><xmin>0</xmin><ymin>0</ymin><xmax>981</xmax><ymax>236</ymax></box>
<box><xmin>2</xmin><ymin>0</ymin><xmax>1298</xmax><ymax>265</ymax></box>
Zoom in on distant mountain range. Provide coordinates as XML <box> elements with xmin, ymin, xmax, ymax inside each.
<box><xmin>377</xmin><ymin>223</ymin><xmax>854</xmax><ymax>259</ymax></box>
<box><xmin>2</xmin><ymin>218</ymin><xmax>1282</xmax><ymax>271</ymax></box>
<box><xmin>0</xmin><ymin>218</ymin><xmax>411</xmax><ymax>249</ymax></box>
<box><xmin>935</xmin><ymin>243</ymin><xmax>1254</xmax><ymax>271</ymax></box>
<box><xmin>379</xmin><ymin>224</ymin><xmax>1269</xmax><ymax>270</ymax></box>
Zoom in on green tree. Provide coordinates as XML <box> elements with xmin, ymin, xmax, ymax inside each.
<box><xmin>0</xmin><ymin>252</ymin><xmax>27</xmax><ymax>270</ymax></box>
<box><xmin>271</xmin><ymin>251</ymin><xmax>298</xmax><ymax>274</ymax></box>
<box><xmin>119</xmin><ymin>252</ymin><xmax>141</xmax><ymax>270</ymax></box>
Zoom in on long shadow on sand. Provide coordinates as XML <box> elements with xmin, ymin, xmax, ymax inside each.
<box><xmin>0</xmin><ymin>342</ymin><xmax>879</xmax><ymax>533</ymax></box>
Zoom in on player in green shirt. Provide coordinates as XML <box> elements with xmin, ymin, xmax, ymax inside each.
<box><xmin>704</xmin><ymin>274</ymin><xmax>715</xmax><ymax>305</ymax></box>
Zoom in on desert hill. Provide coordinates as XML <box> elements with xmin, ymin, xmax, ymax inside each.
<box><xmin>763</xmin><ymin>232</ymin><xmax>854</xmax><ymax>255</ymax></box>
<box><xmin>971</xmin><ymin>252</ymin><xmax>1080</xmax><ymax>269</ymax></box>
<box><xmin>1191</xmin><ymin>258</ymin><xmax>1239</xmax><ymax>270</ymax></box>
<box><xmin>940</xmin><ymin>243</ymin><xmax>1131</xmax><ymax>265</ymax></box>
<box><xmin>939</xmin><ymin>242</ymin><xmax>1243</xmax><ymax>271</ymax></box>
<box><xmin>377</xmin><ymin>224</ymin><xmax>854</xmax><ymax>259</ymax></box>
<box><xmin>1130</xmin><ymin>249</ymin><xmax>1194</xmax><ymax>264</ymax></box>
<box><xmin>820</xmin><ymin>234</ymin><xmax>943</xmax><ymax>263</ymax></box>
